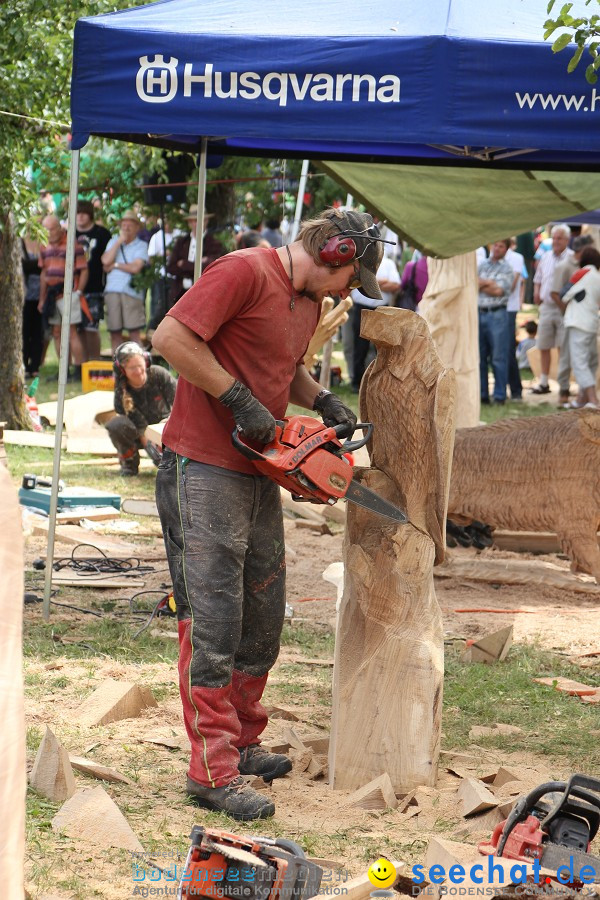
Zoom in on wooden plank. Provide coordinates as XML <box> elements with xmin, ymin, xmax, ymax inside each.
<box><xmin>493</xmin><ymin>530</ymin><xmax>600</xmax><ymax>554</ymax></box>
<box><xmin>436</xmin><ymin>556</ymin><xmax>600</xmax><ymax>595</ymax></box>
<box><xmin>144</xmin><ymin>421</ymin><xmax>166</xmax><ymax>445</ymax></box>
<box><xmin>69</xmin><ymin>756</ymin><xmax>132</xmax><ymax>785</ymax></box>
<box><xmin>52</xmin><ymin>576</ymin><xmax>146</xmax><ymax>589</ymax></box>
<box><xmin>56</xmin><ymin>507</ymin><xmax>121</xmax><ymax>524</ymax></box>
<box><xmin>62</xmin><ymin>392</ymin><xmax>115</xmax><ymax>435</ymax></box>
<box><xmin>33</xmin><ymin>520</ymin><xmax>139</xmax><ymax>554</ymax></box>
<box><xmin>534</xmin><ymin>676</ymin><xmax>599</xmax><ymax>697</ymax></box>
<box><xmin>4</xmin><ymin>430</ymin><xmax>65</xmax><ymax>449</ymax></box>
<box><xmin>65</xmin><ymin>435</ymin><xmax>117</xmax><ymax>456</ymax></box>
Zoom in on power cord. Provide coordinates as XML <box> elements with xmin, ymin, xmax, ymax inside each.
<box><xmin>52</xmin><ymin>543</ymin><xmax>157</xmax><ymax>578</ymax></box>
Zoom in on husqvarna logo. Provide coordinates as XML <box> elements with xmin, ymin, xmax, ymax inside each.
<box><xmin>134</xmin><ymin>56</ymin><xmax>400</xmax><ymax>108</ymax></box>
<box><xmin>136</xmin><ymin>55</ymin><xmax>179</xmax><ymax>103</ymax></box>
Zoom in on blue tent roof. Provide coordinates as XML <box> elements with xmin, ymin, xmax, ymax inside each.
<box><xmin>71</xmin><ymin>0</ymin><xmax>600</xmax><ymax>166</ymax></box>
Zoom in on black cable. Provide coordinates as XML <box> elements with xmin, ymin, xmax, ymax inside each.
<box><xmin>52</xmin><ymin>543</ymin><xmax>156</xmax><ymax>578</ymax></box>
<box><xmin>130</xmin><ymin>590</ymin><xmax>173</xmax><ymax>640</ymax></box>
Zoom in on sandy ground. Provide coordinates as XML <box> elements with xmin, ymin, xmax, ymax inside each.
<box><xmin>22</xmin><ymin>511</ymin><xmax>600</xmax><ymax>900</ymax></box>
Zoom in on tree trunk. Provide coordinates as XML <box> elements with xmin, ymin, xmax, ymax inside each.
<box><xmin>329</xmin><ymin>308</ymin><xmax>456</xmax><ymax>793</ymax></box>
<box><xmin>0</xmin><ymin>213</ymin><xmax>30</xmax><ymax>429</ymax></box>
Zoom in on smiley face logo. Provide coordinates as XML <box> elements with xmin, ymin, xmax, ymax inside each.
<box><xmin>368</xmin><ymin>858</ymin><xmax>397</xmax><ymax>889</ymax></box>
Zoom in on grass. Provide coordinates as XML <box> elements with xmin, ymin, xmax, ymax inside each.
<box><xmin>444</xmin><ymin>643</ymin><xmax>600</xmax><ymax>771</ymax></box>
<box><xmin>23</xmin><ymin>615</ymin><xmax>179</xmax><ymax>665</ymax></box>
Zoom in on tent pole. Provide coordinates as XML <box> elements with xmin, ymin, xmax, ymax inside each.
<box><xmin>289</xmin><ymin>159</ymin><xmax>309</xmax><ymax>242</ymax></box>
<box><xmin>193</xmin><ymin>138</ymin><xmax>208</xmax><ymax>282</ymax></box>
<box><xmin>42</xmin><ymin>149</ymin><xmax>80</xmax><ymax>621</ymax></box>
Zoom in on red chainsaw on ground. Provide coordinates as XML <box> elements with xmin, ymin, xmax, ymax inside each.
<box><xmin>479</xmin><ymin>775</ymin><xmax>600</xmax><ymax>887</ymax></box>
<box><xmin>232</xmin><ymin>415</ymin><xmax>408</xmax><ymax>524</ymax></box>
<box><xmin>177</xmin><ymin>825</ymin><xmax>322</xmax><ymax>900</ymax></box>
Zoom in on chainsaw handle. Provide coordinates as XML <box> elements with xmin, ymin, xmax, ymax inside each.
<box><xmin>231</xmin><ymin>427</ymin><xmax>268</xmax><ymax>461</ymax></box>
<box><xmin>231</xmin><ymin>421</ymin><xmax>287</xmax><ymax>461</ymax></box>
<box><xmin>337</xmin><ymin>421</ymin><xmax>373</xmax><ymax>453</ymax></box>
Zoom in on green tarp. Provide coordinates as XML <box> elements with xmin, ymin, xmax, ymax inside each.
<box><xmin>318</xmin><ymin>162</ymin><xmax>600</xmax><ymax>258</ymax></box>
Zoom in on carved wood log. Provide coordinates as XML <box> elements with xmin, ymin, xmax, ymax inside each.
<box><xmin>448</xmin><ymin>410</ymin><xmax>600</xmax><ymax>581</ymax></box>
<box><xmin>419</xmin><ymin>253</ymin><xmax>479</xmax><ymax>429</ymax></box>
<box><xmin>329</xmin><ymin>308</ymin><xmax>456</xmax><ymax>793</ymax></box>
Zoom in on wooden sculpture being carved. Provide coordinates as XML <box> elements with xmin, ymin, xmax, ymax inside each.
<box><xmin>448</xmin><ymin>410</ymin><xmax>600</xmax><ymax>581</ymax></box>
<box><xmin>329</xmin><ymin>308</ymin><xmax>456</xmax><ymax>793</ymax></box>
<box><xmin>419</xmin><ymin>253</ymin><xmax>480</xmax><ymax>429</ymax></box>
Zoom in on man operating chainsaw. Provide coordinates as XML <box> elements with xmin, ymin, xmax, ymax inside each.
<box><xmin>152</xmin><ymin>207</ymin><xmax>386</xmax><ymax>821</ymax></box>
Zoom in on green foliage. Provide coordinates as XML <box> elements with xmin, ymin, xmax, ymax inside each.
<box><xmin>0</xmin><ymin>0</ymin><xmax>151</xmax><ymax>227</ymax></box>
<box><xmin>544</xmin><ymin>0</ymin><xmax>600</xmax><ymax>82</ymax></box>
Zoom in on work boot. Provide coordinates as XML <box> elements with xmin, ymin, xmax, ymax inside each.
<box><xmin>238</xmin><ymin>744</ymin><xmax>292</xmax><ymax>782</ymax></box>
<box><xmin>118</xmin><ymin>451</ymin><xmax>139</xmax><ymax>477</ymax></box>
<box><xmin>186</xmin><ymin>775</ymin><xmax>275</xmax><ymax>821</ymax></box>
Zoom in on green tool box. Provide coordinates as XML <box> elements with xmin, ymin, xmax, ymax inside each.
<box><xmin>19</xmin><ymin>485</ymin><xmax>121</xmax><ymax>514</ymax></box>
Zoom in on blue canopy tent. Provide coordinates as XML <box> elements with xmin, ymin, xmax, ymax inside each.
<box><xmin>43</xmin><ymin>0</ymin><xmax>598</xmax><ymax>615</ymax></box>
<box><xmin>71</xmin><ymin>0</ymin><xmax>600</xmax><ymax>167</ymax></box>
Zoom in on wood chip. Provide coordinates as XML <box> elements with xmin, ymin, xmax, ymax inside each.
<box><xmin>51</xmin><ymin>786</ymin><xmax>143</xmax><ymax>851</ymax></box>
<box><xmin>457</xmin><ymin>777</ymin><xmax>498</xmax><ymax>817</ymax></box>
<box><xmin>69</xmin><ymin>755</ymin><xmax>132</xmax><ymax>785</ymax></box>
<box><xmin>534</xmin><ymin>676</ymin><xmax>599</xmax><ymax>697</ymax></box>
<box><xmin>347</xmin><ymin>773</ymin><xmax>398</xmax><ymax>810</ymax></box>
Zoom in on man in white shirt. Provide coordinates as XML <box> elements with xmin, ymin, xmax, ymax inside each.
<box><xmin>101</xmin><ymin>210</ymin><xmax>149</xmax><ymax>351</ymax></box>
<box><xmin>349</xmin><ymin>255</ymin><xmax>400</xmax><ymax>391</ymax></box>
<box><xmin>148</xmin><ymin>218</ymin><xmax>180</xmax><ymax>330</ymax></box>
<box><xmin>531</xmin><ymin>224</ymin><xmax>572</xmax><ymax>394</ymax></box>
<box><xmin>505</xmin><ymin>241</ymin><xmax>525</xmax><ymax>400</ymax></box>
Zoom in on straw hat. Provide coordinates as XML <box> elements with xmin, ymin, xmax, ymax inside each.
<box><xmin>182</xmin><ymin>204</ymin><xmax>214</xmax><ymax>220</ymax></box>
<box><xmin>120</xmin><ymin>209</ymin><xmax>141</xmax><ymax>225</ymax></box>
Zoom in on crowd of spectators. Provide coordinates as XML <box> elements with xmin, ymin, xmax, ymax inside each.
<box><xmin>21</xmin><ymin>196</ymin><xmax>600</xmax><ymax>406</ymax></box>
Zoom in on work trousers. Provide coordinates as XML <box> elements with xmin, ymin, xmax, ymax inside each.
<box><xmin>506</xmin><ymin>311</ymin><xmax>522</xmax><ymax>400</ymax></box>
<box><xmin>106</xmin><ymin>415</ymin><xmax>141</xmax><ymax>472</ymax></box>
<box><xmin>479</xmin><ymin>307</ymin><xmax>509</xmax><ymax>403</ymax></box>
<box><xmin>155</xmin><ymin>450</ymin><xmax>286</xmax><ymax>787</ymax></box>
<box><xmin>22</xmin><ymin>301</ymin><xmax>44</xmax><ymax>376</ymax></box>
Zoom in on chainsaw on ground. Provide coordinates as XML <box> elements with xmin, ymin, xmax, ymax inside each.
<box><xmin>479</xmin><ymin>775</ymin><xmax>600</xmax><ymax>887</ymax></box>
<box><xmin>177</xmin><ymin>825</ymin><xmax>322</xmax><ymax>900</ymax></box>
<box><xmin>232</xmin><ymin>415</ymin><xmax>408</xmax><ymax>525</ymax></box>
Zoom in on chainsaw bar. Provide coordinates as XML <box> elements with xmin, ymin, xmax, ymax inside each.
<box><xmin>203</xmin><ymin>838</ymin><xmax>268</xmax><ymax>869</ymax></box>
<box><xmin>540</xmin><ymin>844</ymin><xmax>600</xmax><ymax>882</ymax></box>
<box><xmin>345</xmin><ymin>479</ymin><xmax>408</xmax><ymax>524</ymax></box>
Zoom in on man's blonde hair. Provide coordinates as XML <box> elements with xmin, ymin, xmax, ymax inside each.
<box><xmin>297</xmin><ymin>208</ymin><xmax>348</xmax><ymax>264</ymax></box>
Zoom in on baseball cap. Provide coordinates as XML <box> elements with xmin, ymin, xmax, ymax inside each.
<box><xmin>336</xmin><ymin>210</ymin><xmax>385</xmax><ymax>301</ymax></box>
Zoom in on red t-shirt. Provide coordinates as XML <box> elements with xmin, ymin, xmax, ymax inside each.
<box><xmin>162</xmin><ymin>247</ymin><xmax>321</xmax><ymax>474</ymax></box>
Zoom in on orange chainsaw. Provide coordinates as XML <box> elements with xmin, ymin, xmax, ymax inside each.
<box><xmin>232</xmin><ymin>415</ymin><xmax>408</xmax><ymax>524</ymax></box>
<box><xmin>177</xmin><ymin>825</ymin><xmax>322</xmax><ymax>900</ymax></box>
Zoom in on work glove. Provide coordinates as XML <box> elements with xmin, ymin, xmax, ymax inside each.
<box><xmin>219</xmin><ymin>380</ymin><xmax>277</xmax><ymax>444</ymax></box>
<box><xmin>313</xmin><ymin>389</ymin><xmax>357</xmax><ymax>436</ymax></box>
<box><xmin>145</xmin><ymin>440</ymin><xmax>163</xmax><ymax>467</ymax></box>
